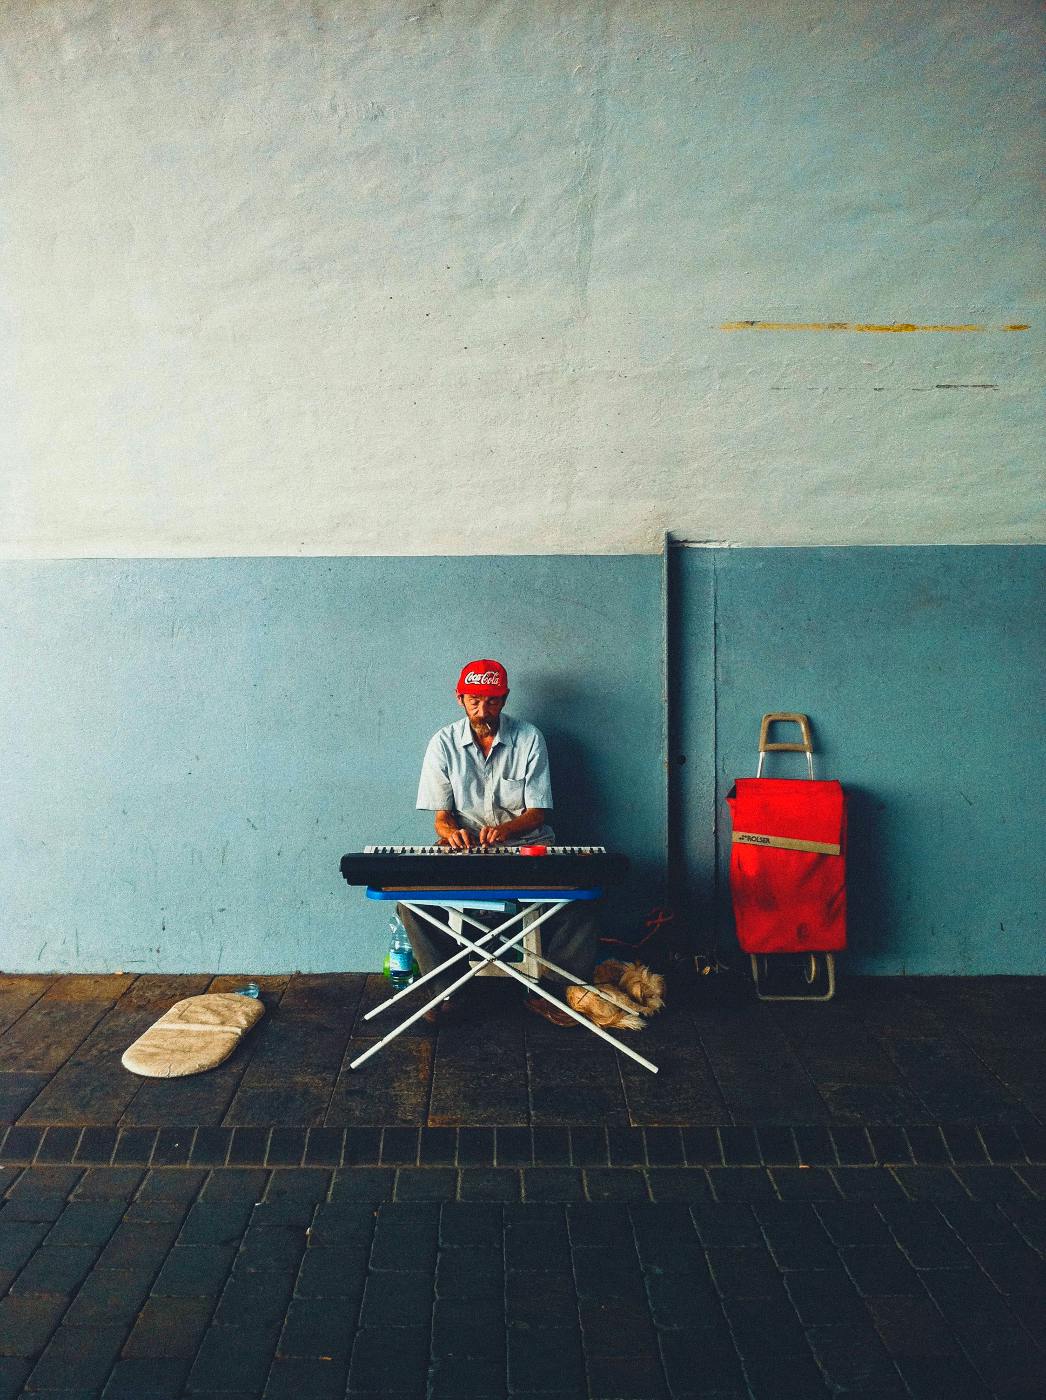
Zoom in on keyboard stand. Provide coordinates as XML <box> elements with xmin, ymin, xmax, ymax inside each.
<box><xmin>350</xmin><ymin>888</ymin><xmax>659</xmax><ymax>1074</ymax></box>
<box><xmin>454</xmin><ymin>903</ymin><xmax>542</xmax><ymax>980</ymax></box>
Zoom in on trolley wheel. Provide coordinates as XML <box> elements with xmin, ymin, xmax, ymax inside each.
<box><xmin>750</xmin><ymin>954</ymin><xmax>771</xmax><ymax>986</ymax></box>
<box><xmin>750</xmin><ymin>951</ymin><xmax>837</xmax><ymax>1002</ymax></box>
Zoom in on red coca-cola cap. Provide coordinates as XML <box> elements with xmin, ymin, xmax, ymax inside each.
<box><xmin>456</xmin><ymin>660</ymin><xmax>509</xmax><ymax>696</ymax></box>
<box><xmin>519</xmin><ymin>845</ymin><xmax>548</xmax><ymax>856</ymax></box>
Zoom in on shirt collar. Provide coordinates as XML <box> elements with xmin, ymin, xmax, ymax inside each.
<box><xmin>455</xmin><ymin>712</ymin><xmax>514</xmax><ymax>751</ymax></box>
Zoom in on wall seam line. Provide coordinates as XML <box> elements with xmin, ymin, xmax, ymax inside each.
<box><xmin>661</xmin><ymin>532</ymin><xmax>671</xmax><ymax>876</ymax></box>
<box><xmin>711</xmin><ymin>550</ymin><xmax>721</xmax><ymax>964</ymax></box>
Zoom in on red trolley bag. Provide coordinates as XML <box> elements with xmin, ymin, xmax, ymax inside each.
<box><xmin>726</xmin><ymin>713</ymin><xmax>845</xmax><ymax>1001</ymax></box>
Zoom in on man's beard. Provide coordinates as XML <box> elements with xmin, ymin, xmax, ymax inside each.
<box><xmin>471</xmin><ymin>719</ymin><xmax>499</xmax><ymax>738</ymax></box>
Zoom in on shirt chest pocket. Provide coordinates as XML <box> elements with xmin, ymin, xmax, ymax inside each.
<box><xmin>497</xmin><ymin>777</ymin><xmax>526</xmax><ymax>810</ymax></box>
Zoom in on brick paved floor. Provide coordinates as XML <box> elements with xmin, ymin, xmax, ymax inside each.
<box><xmin>2</xmin><ymin>971</ymin><xmax>1044</xmax><ymax>1130</ymax></box>
<box><xmin>0</xmin><ymin>971</ymin><xmax>1044</xmax><ymax>1398</ymax></box>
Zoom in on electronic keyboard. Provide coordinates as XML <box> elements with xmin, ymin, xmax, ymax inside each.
<box><xmin>340</xmin><ymin>845</ymin><xmax>629</xmax><ymax>888</ymax></box>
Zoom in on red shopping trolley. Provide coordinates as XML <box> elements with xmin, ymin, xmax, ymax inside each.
<box><xmin>726</xmin><ymin>714</ymin><xmax>846</xmax><ymax>1001</ymax></box>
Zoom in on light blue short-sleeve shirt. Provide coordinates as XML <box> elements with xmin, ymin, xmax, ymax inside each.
<box><xmin>416</xmin><ymin>713</ymin><xmax>555</xmax><ymax>843</ymax></box>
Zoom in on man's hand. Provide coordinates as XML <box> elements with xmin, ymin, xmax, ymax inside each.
<box><xmin>437</xmin><ymin>827</ymin><xmax>474</xmax><ymax>849</ymax></box>
<box><xmin>434</xmin><ymin>811</ymin><xmax>473</xmax><ymax>849</ymax></box>
<box><xmin>482</xmin><ymin>810</ymin><xmax>547</xmax><ymax>846</ymax></box>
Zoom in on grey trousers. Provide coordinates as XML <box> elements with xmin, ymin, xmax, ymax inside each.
<box><xmin>396</xmin><ymin>900</ymin><xmax>599</xmax><ymax>998</ymax></box>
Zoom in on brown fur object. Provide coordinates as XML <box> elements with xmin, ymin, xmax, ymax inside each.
<box><xmin>566</xmin><ymin>960</ymin><xmax>667</xmax><ymax>1032</ymax></box>
<box><xmin>596</xmin><ymin>959</ymin><xmax>666</xmax><ymax>1013</ymax></box>
<box><xmin>566</xmin><ymin>983</ymin><xmax>645</xmax><ymax>1031</ymax></box>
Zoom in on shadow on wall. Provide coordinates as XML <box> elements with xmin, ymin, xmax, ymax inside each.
<box><xmin>540</xmin><ymin>726</ymin><xmax>607</xmax><ymax>845</ymax></box>
<box><xmin>844</xmin><ymin>786</ymin><xmax>898</xmax><ymax>966</ymax></box>
<box><xmin>524</xmin><ymin>653</ymin><xmax>671</xmax><ymax>949</ymax></box>
<box><xmin>536</xmin><ymin>712</ymin><xmax>666</xmax><ymax>946</ymax></box>
<box><xmin>528</xmin><ymin>671</ymin><xmax>611</xmax><ymax>845</ymax></box>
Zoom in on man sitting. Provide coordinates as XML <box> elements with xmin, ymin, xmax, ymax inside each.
<box><xmin>397</xmin><ymin>658</ymin><xmax>595</xmax><ymax>1027</ymax></box>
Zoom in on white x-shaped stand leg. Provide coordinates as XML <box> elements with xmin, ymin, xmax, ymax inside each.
<box><xmin>350</xmin><ymin>898</ymin><xmax>658</xmax><ymax>1074</ymax></box>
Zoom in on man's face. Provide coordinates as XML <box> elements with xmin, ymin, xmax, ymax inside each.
<box><xmin>458</xmin><ymin>692</ymin><xmax>507</xmax><ymax>737</ymax></box>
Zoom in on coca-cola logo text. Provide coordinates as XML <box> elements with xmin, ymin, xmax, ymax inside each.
<box><xmin>464</xmin><ymin>670</ymin><xmax>502</xmax><ymax>686</ymax></box>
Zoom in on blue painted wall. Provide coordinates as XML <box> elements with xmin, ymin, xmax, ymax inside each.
<box><xmin>0</xmin><ymin>557</ymin><xmax>664</xmax><ymax>974</ymax></box>
<box><xmin>2</xmin><ymin>547</ymin><xmax>1042</xmax><ymax>975</ymax></box>
<box><xmin>673</xmin><ymin>546</ymin><xmax>1046</xmax><ymax>974</ymax></box>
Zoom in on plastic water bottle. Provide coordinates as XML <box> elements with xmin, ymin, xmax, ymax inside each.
<box><xmin>235</xmin><ymin>982</ymin><xmax>260</xmax><ymax>998</ymax></box>
<box><xmin>386</xmin><ymin>918</ymin><xmax>415</xmax><ymax>992</ymax></box>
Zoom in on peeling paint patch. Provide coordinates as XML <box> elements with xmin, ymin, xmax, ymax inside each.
<box><xmin>721</xmin><ymin>321</ymin><xmax>1030</xmax><ymax>333</ymax></box>
<box><xmin>768</xmin><ymin>384</ymin><xmax>999</xmax><ymax>392</ymax></box>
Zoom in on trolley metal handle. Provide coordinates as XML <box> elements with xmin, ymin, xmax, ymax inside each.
<box><xmin>756</xmin><ymin>713</ymin><xmax>814</xmax><ymax>779</ymax></box>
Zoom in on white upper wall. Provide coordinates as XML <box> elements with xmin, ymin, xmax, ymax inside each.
<box><xmin>2</xmin><ymin>0</ymin><xmax>1042</xmax><ymax>556</ymax></box>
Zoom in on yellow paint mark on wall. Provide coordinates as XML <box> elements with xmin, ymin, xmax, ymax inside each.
<box><xmin>721</xmin><ymin>321</ymin><xmax>1029</xmax><ymax>333</ymax></box>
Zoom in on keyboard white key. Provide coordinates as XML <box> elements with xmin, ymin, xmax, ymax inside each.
<box><xmin>363</xmin><ymin>844</ymin><xmax>606</xmax><ymax>855</ymax></box>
